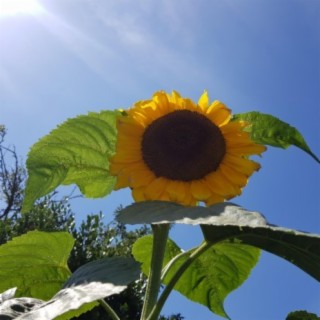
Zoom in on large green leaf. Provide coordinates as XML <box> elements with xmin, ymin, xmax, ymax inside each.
<box><xmin>0</xmin><ymin>257</ymin><xmax>140</xmax><ymax>320</ymax></box>
<box><xmin>0</xmin><ymin>257</ymin><xmax>141</xmax><ymax>320</ymax></box>
<box><xmin>0</xmin><ymin>231</ymin><xmax>74</xmax><ymax>300</ymax></box>
<box><xmin>233</xmin><ymin>111</ymin><xmax>320</xmax><ymax>163</ymax></box>
<box><xmin>118</xmin><ymin>201</ymin><xmax>320</xmax><ymax>280</ymax></box>
<box><xmin>22</xmin><ymin>110</ymin><xmax>119</xmax><ymax>212</ymax></box>
<box><xmin>117</xmin><ymin>201</ymin><xmax>266</xmax><ymax>226</ymax></box>
<box><xmin>62</xmin><ymin>256</ymin><xmax>141</xmax><ymax>288</ymax></box>
<box><xmin>133</xmin><ymin>235</ymin><xmax>260</xmax><ymax>319</ymax></box>
<box><xmin>201</xmin><ymin>223</ymin><xmax>320</xmax><ymax>282</ymax></box>
<box><xmin>132</xmin><ymin>235</ymin><xmax>182</xmax><ymax>275</ymax></box>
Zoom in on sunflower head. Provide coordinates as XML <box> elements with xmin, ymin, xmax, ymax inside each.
<box><xmin>110</xmin><ymin>91</ymin><xmax>266</xmax><ymax>206</ymax></box>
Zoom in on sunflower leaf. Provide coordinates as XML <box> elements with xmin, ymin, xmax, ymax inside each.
<box><xmin>0</xmin><ymin>257</ymin><xmax>140</xmax><ymax>320</ymax></box>
<box><xmin>0</xmin><ymin>231</ymin><xmax>74</xmax><ymax>300</ymax></box>
<box><xmin>24</xmin><ymin>257</ymin><xmax>140</xmax><ymax>320</ymax></box>
<box><xmin>233</xmin><ymin>111</ymin><xmax>320</xmax><ymax>163</ymax></box>
<box><xmin>132</xmin><ymin>235</ymin><xmax>182</xmax><ymax>275</ymax></box>
<box><xmin>118</xmin><ymin>201</ymin><xmax>320</xmax><ymax>280</ymax></box>
<box><xmin>133</xmin><ymin>235</ymin><xmax>260</xmax><ymax>318</ymax></box>
<box><xmin>22</xmin><ymin>110</ymin><xmax>119</xmax><ymax>212</ymax></box>
<box><xmin>201</xmin><ymin>223</ymin><xmax>320</xmax><ymax>282</ymax></box>
<box><xmin>116</xmin><ymin>201</ymin><xmax>266</xmax><ymax>226</ymax></box>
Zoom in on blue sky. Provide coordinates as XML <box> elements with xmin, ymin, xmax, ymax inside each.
<box><xmin>1</xmin><ymin>0</ymin><xmax>319</xmax><ymax>319</ymax></box>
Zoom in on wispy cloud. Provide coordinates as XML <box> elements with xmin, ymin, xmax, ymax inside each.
<box><xmin>35</xmin><ymin>0</ymin><xmax>207</xmax><ymax>92</ymax></box>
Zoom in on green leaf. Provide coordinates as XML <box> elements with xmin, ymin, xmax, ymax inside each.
<box><xmin>132</xmin><ymin>235</ymin><xmax>182</xmax><ymax>275</ymax></box>
<box><xmin>54</xmin><ymin>302</ymin><xmax>99</xmax><ymax>320</ymax></box>
<box><xmin>118</xmin><ymin>201</ymin><xmax>320</xmax><ymax>281</ymax></box>
<box><xmin>233</xmin><ymin>111</ymin><xmax>320</xmax><ymax>163</ymax></box>
<box><xmin>203</xmin><ymin>223</ymin><xmax>320</xmax><ymax>281</ymax></box>
<box><xmin>62</xmin><ymin>256</ymin><xmax>141</xmax><ymax>288</ymax></box>
<box><xmin>0</xmin><ymin>231</ymin><xmax>74</xmax><ymax>300</ymax></box>
<box><xmin>22</xmin><ymin>110</ymin><xmax>119</xmax><ymax>212</ymax></box>
<box><xmin>117</xmin><ymin>201</ymin><xmax>267</xmax><ymax>226</ymax></box>
<box><xmin>15</xmin><ymin>257</ymin><xmax>140</xmax><ymax>319</ymax></box>
<box><xmin>133</xmin><ymin>235</ymin><xmax>260</xmax><ymax>319</ymax></box>
<box><xmin>286</xmin><ymin>310</ymin><xmax>320</xmax><ymax>320</ymax></box>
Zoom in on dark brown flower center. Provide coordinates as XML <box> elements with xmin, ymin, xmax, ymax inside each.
<box><xmin>141</xmin><ymin>109</ymin><xmax>226</xmax><ymax>181</ymax></box>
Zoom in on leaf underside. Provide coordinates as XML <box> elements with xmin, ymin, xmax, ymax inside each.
<box><xmin>0</xmin><ymin>257</ymin><xmax>141</xmax><ymax>320</ymax></box>
<box><xmin>119</xmin><ymin>201</ymin><xmax>320</xmax><ymax>281</ymax></box>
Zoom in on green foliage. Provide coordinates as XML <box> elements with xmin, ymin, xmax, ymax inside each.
<box><xmin>133</xmin><ymin>235</ymin><xmax>260</xmax><ymax>319</ymax></box>
<box><xmin>0</xmin><ymin>130</ymin><xmax>185</xmax><ymax>319</ymax></box>
<box><xmin>116</xmin><ymin>200</ymin><xmax>267</xmax><ymax>226</ymax></box>
<box><xmin>119</xmin><ymin>201</ymin><xmax>320</xmax><ymax>281</ymax></box>
<box><xmin>286</xmin><ymin>310</ymin><xmax>320</xmax><ymax>320</ymax></box>
<box><xmin>22</xmin><ymin>110</ymin><xmax>119</xmax><ymax>212</ymax></box>
<box><xmin>4</xmin><ymin>257</ymin><xmax>141</xmax><ymax>319</ymax></box>
<box><xmin>132</xmin><ymin>235</ymin><xmax>182</xmax><ymax>275</ymax></box>
<box><xmin>233</xmin><ymin>112</ymin><xmax>320</xmax><ymax>163</ymax></box>
<box><xmin>201</xmin><ymin>223</ymin><xmax>320</xmax><ymax>281</ymax></box>
<box><xmin>0</xmin><ymin>231</ymin><xmax>74</xmax><ymax>300</ymax></box>
<box><xmin>4</xmin><ymin>107</ymin><xmax>320</xmax><ymax>319</ymax></box>
<box><xmin>63</xmin><ymin>256</ymin><xmax>141</xmax><ymax>289</ymax></box>
<box><xmin>55</xmin><ymin>302</ymin><xmax>100</xmax><ymax>320</ymax></box>
<box><xmin>0</xmin><ymin>194</ymin><xmax>74</xmax><ymax>245</ymax></box>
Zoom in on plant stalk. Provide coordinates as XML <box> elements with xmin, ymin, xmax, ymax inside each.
<box><xmin>140</xmin><ymin>223</ymin><xmax>170</xmax><ymax>320</ymax></box>
<box><xmin>147</xmin><ymin>241</ymin><xmax>212</xmax><ymax>320</ymax></box>
<box><xmin>99</xmin><ymin>299</ymin><xmax>120</xmax><ymax>320</ymax></box>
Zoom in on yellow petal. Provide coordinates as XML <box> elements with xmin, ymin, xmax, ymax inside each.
<box><xmin>220</xmin><ymin>121</ymin><xmax>247</xmax><ymax>135</ymax></box>
<box><xmin>219</xmin><ymin>163</ymin><xmax>248</xmax><ymax>187</ymax></box>
<box><xmin>205</xmin><ymin>193</ymin><xmax>225</xmax><ymax>206</ymax></box>
<box><xmin>227</xmin><ymin>143</ymin><xmax>267</xmax><ymax>156</ymax></box>
<box><xmin>153</xmin><ymin>91</ymin><xmax>171</xmax><ymax>114</ymax></box>
<box><xmin>132</xmin><ymin>187</ymin><xmax>146</xmax><ymax>202</ymax></box>
<box><xmin>190</xmin><ymin>179</ymin><xmax>212</xmax><ymax>201</ymax></box>
<box><xmin>223</xmin><ymin>154</ymin><xmax>261</xmax><ymax>175</ymax></box>
<box><xmin>114</xmin><ymin>172</ymin><xmax>129</xmax><ymax>190</ymax></box>
<box><xmin>112</xmin><ymin>147</ymin><xmax>142</xmax><ymax>162</ymax></box>
<box><xmin>130</xmin><ymin>168</ymin><xmax>155</xmax><ymax>188</ymax></box>
<box><xmin>144</xmin><ymin>177</ymin><xmax>168</xmax><ymax>199</ymax></box>
<box><xmin>117</xmin><ymin>118</ymin><xmax>144</xmax><ymax>136</ymax></box>
<box><xmin>205</xmin><ymin>170</ymin><xmax>241</xmax><ymax>197</ymax></box>
<box><xmin>206</xmin><ymin>101</ymin><xmax>231</xmax><ymax>126</ymax></box>
<box><xmin>166</xmin><ymin>180</ymin><xmax>189</xmax><ymax>203</ymax></box>
<box><xmin>198</xmin><ymin>91</ymin><xmax>209</xmax><ymax>111</ymax></box>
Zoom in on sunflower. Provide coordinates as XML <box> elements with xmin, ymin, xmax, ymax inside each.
<box><xmin>110</xmin><ymin>91</ymin><xmax>266</xmax><ymax>206</ymax></box>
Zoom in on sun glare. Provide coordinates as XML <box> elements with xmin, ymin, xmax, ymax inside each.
<box><xmin>0</xmin><ymin>0</ymin><xmax>44</xmax><ymax>18</ymax></box>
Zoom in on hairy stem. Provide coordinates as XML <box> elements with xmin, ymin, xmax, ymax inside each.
<box><xmin>147</xmin><ymin>241</ymin><xmax>212</xmax><ymax>320</ymax></box>
<box><xmin>140</xmin><ymin>224</ymin><xmax>170</xmax><ymax>320</ymax></box>
<box><xmin>99</xmin><ymin>299</ymin><xmax>120</xmax><ymax>320</ymax></box>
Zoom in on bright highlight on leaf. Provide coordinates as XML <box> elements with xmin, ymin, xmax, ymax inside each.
<box><xmin>118</xmin><ymin>201</ymin><xmax>320</xmax><ymax>281</ymax></box>
<box><xmin>0</xmin><ymin>256</ymin><xmax>141</xmax><ymax>319</ymax></box>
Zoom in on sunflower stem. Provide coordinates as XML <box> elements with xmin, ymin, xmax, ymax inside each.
<box><xmin>140</xmin><ymin>224</ymin><xmax>170</xmax><ymax>320</ymax></box>
<box><xmin>98</xmin><ymin>299</ymin><xmax>120</xmax><ymax>320</ymax></box>
<box><xmin>146</xmin><ymin>241</ymin><xmax>212</xmax><ymax>320</ymax></box>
